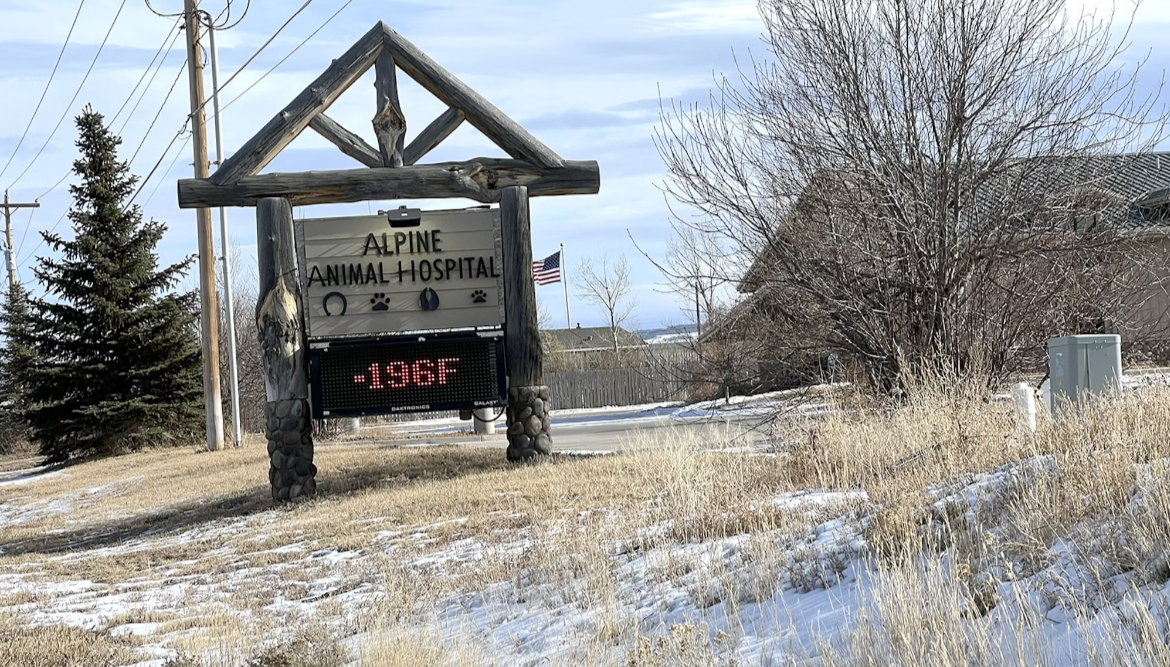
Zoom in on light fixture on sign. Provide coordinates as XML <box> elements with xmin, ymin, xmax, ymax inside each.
<box><xmin>377</xmin><ymin>205</ymin><xmax>423</xmax><ymax>228</ymax></box>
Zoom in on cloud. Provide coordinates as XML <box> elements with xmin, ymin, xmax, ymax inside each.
<box><xmin>524</xmin><ymin>110</ymin><xmax>649</xmax><ymax>132</ymax></box>
<box><xmin>649</xmin><ymin>1</ymin><xmax>762</xmax><ymax>33</ymax></box>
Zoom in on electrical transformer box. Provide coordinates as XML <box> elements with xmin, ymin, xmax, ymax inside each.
<box><xmin>1047</xmin><ymin>334</ymin><xmax>1122</xmax><ymax>415</ymax></box>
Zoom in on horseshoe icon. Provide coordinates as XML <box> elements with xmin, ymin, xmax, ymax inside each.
<box><xmin>322</xmin><ymin>292</ymin><xmax>347</xmax><ymax>316</ymax></box>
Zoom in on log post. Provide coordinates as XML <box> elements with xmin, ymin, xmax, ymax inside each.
<box><xmin>501</xmin><ymin>186</ymin><xmax>551</xmax><ymax>460</ymax></box>
<box><xmin>255</xmin><ymin>197</ymin><xmax>316</xmax><ymax>502</ymax></box>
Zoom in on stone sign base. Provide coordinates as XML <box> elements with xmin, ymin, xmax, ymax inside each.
<box><xmin>266</xmin><ymin>398</ymin><xmax>317</xmax><ymax>502</ymax></box>
<box><xmin>506</xmin><ymin>385</ymin><xmax>552</xmax><ymax>461</ymax></box>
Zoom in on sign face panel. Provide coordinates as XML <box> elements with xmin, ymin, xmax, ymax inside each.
<box><xmin>310</xmin><ymin>334</ymin><xmax>506</xmax><ymax>418</ymax></box>
<box><xmin>295</xmin><ymin>208</ymin><xmax>504</xmax><ymax>340</ymax></box>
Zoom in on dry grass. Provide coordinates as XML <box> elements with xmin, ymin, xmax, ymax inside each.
<box><xmin>0</xmin><ymin>612</ymin><xmax>143</xmax><ymax>666</ymax></box>
<box><xmin>3</xmin><ymin>381</ymin><xmax>1170</xmax><ymax>664</ymax></box>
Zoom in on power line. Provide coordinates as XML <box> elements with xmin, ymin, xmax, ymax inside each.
<box><xmin>28</xmin><ymin>19</ymin><xmax>183</xmax><ymax>203</ymax></box>
<box><xmin>16</xmin><ymin>0</ymin><xmax>231</xmax><ymax>268</ymax></box>
<box><xmin>116</xmin><ymin>31</ymin><xmax>182</xmax><ymax>136</ymax></box>
<box><xmin>222</xmin><ymin>0</ymin><xmax>355</xmax><ymax>112</ymax></box>
<box><xmin>200</xmin><ymin>0</ymin><xmax>317</xmax><ymax>116</ymax></box>
<box><xmin>144</xmin><ymin>0</ymin><xmax>183</xmax><ymax>17</ymax></box>
<box><xmin>126</xmin><ymin>120</ymin><xmax>191</xmax><ymax>208</ymax></box>
<box><xmin>14</xmin><ymin>207</ymin><xmax>36</xmax><ymax>261</ymax></box>
<box><xmin>152</xmin><ymin>0</ymin><xmax>249</xmax><ymax>30</ymax></box>
<box><xmin>19</xmin><ymin>210</ymin><xmax>66</xmax><ymax>268</ymax></box>
<box><xmin>111</xmin><ymin>18</ymin><xmax>183</xmax><ymax>127</ymax></box>
<box><xmin>213</xmin><ymin>0</ymin><xmax>251</xmax><ymax>31</ymax></box>
<box><xmin>0</xmin><ymin>0</ymin><xmax>87</xmax><ymax>183</ymax></box>
<box><xmin>127</xmin><ymin>60</ymin><xmax>188</xmax><ymax>167</ymax></box>
<box><xmin>128</xmin><ymin>0</ymin><xmax>333</xmax><ymax>200</ymax></box>
<box><xmin>144</xmin><ymin>135</ymin><xmax>193</xmax><ymax>206</ymax></box>
<box><xmin>7</xmin><ymin>0</ymin><xmax>129</xmax><ymax>191</ymax></box>
<box><xmin>18</xmin><ymin>0</ymin><xmax>323</xmax><ymax>269</ymax></box>
<box><xmin>19</xmin><ymin>5</ymin><xmax>177</xmax><ymax>253</ymax></box>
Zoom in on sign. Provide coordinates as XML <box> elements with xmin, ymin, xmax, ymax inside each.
<box><xmin>295</xmin><ymin>208</ymin><xmax>504</xmax><ymax>340</ymax></box>
<box><xmin>309</xmin><ymin>333</ymin><xmax>506</xmax><ymax>418</ymax></box>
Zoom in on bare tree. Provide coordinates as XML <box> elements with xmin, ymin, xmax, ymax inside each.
<box><xmin>575</xmin><ymin>253</ymin><xmax>638</xmax><ymax>353</ymax></box>
<box><xmin>656</xmin><ymin>225</ymin><xmax>733</xmax><ymax>335</ymax></box>
<box><xmin>658</xmin><ymin>0</ymin><xmax>1166</xmax><ymax>392</ymax></box>
<box><xmin>217</xmin><ymin>240</ymin><xmax>267</xmax><ymax>438</ymax></box>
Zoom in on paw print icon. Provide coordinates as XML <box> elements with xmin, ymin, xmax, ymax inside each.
<box><xmin>471</xmin><ymin>289</ymin><xmax>488</xmax><ymax>304</ymax></box>
<box><xmin>370</xmin><ymin>293</ymin><xmax>391</xmax><ymax>312</ymax></box>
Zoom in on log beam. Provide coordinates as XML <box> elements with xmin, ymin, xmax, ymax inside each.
<box><xmin>178</xmin><ymin>158</ymin><xmax>601</xmax><ymax>208</ymax></box>
<box><xmin>308</xmin><ymin>113</ymin><xmax>381</xmax><ymax>168</ymax></box>
<box><xmin>372</xmin><ymin>50</ymin><xmax>405</xmax><ymax>167</ymax></box>
<box><xmin>210</xmin><ymin>24</ymin><xmax>384</xmax><ymax>185</ymax></box>
<box><xmin>404</xmin><ymin>107</ymin><xmax>464</xmax><ymax>166</ymax></box>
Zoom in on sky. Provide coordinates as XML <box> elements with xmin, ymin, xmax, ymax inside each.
<box><xmin>0</xmin><ymin>0</ymin><xmax>1167</xmax><ymax>332</ymax></box>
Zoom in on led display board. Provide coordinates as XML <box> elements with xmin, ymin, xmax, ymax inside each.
<box><xmin>295</xmin><ymin>207</ymin><xmax>504</xmax><ymax>340</ymax></box>
<box><xmin>309</xmin><ymin>333</ymin><xmax>506</xmax><ymax>418</ymax></box>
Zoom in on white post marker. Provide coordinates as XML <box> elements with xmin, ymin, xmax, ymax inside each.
<box><xmin>1011</xmin><ymin>382</ymin><xmax>1037</xmax><ymax>432</ymax></box>
<box><xmin>473</xmin><ymin>408</ymin><xmax>496</xmax><ymax>435</ymax></box>
<box><xmin>207</xmin><ymin>18</ymin><xmax>242</xmax><ymax>446</ymax></box>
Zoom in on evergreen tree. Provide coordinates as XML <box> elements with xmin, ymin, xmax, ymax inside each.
<box><xmin>26</xmin><ymin>106</ymin><xmax>204</xmax><ymax>463</ymax></box>
<box><xmin>0</xmin><ymin>281</ymin><xmax>36</xmax><ymax>451</ymax></box>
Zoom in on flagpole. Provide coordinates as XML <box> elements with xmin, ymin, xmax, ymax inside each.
<box><xmin>561</xmin><ymin>242</ymin><xmax>571</xmax><ymax>329</ymax></box>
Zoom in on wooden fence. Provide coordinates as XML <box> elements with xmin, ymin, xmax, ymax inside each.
<box><xmin>370</xmin><ymin>347</ymin><xmax>698</xmax><ymax>422</ymax></box>
<box><xmin>545</xmin><ymin>365</ymin><xmax>691</xmax><ymax>410</ymax></box>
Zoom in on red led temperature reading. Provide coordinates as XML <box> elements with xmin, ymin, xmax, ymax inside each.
<box><xmin>353</xmin><ymin>358</ymin><xmax>460</xmax><ymax>390</ymax></box>
<box><xmin>313</xmin><ymin>337</ymin><xmax>503</xmax><ymax>416</ymax></box>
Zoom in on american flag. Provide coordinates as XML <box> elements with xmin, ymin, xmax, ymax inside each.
<box><xmin>532</xmin><ymin>250</ymin><xmax>562</xmax><ymax>285</ymax></box>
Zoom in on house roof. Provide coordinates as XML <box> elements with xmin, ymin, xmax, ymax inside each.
<box><xmin>544</xmin><ymin>326</ymin><xmax>644</xmax><ymax>351</ymax></box>
<box><xmin>737</xmin><ymin>151</ymin><xmax>1170</xmax><ymax>293</ymax></box>
<box><xmin>1067</xmin><ymin>152</ymin><xmax>1170</xmax><ymax>229</ymax></box>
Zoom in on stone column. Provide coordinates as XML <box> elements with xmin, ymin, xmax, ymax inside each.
<box><xmin>506</xmin><ymin>386</ymin><xmax>552</xmax><ymax>460</ymax></box>
<box><xmin>265</xmin><ymin>399</ymin><xmax>316</xmax><ymax>501</ymax></box>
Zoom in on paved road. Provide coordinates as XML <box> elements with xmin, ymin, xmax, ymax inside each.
<box><xmin>356</xmin><ymin>402</ymin><xmax>783</xmax><ymax>453</ymax></box>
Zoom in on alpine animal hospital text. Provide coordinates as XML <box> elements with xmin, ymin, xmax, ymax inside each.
<box><xmin>306</xmin><ymin>230</ymin><xmax>502</xmax><ymax>288</ymax></box>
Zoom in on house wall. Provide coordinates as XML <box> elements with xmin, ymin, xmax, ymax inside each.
<box><xmin>1117</xmin><ymin>235</ymin><xmax>1170</xmax><ymax>355</ymax></box>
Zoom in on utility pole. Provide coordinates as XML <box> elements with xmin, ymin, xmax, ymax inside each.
<box><xmin>2</xmin><ymin>191</ymin><xmax>39</xmax><ymax>290</ymax></box>
<box><xmin>205</xmin><ymin>14</ymin><xmax>242</xmax><ymax>446</ymax></box>
<box><xmin>183</xmin><ymin>0</ymin><xmax>225</xmax><ymax>452</ymax></box>
<box><xmin>695</xmin><ymin>283</ymin><xmax>701</xmax><ymax>341</ymax></box>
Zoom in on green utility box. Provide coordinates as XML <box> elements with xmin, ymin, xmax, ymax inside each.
<box><xmin>1047</xmin><ymin>334</ymin><xmax>1122</xmax><ymax>415</ymax></box>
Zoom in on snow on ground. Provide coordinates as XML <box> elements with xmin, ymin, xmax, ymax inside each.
<box><xmin>0</xmin><ymin>467</ymin><xmax>65</xmax><ymax>487</ymax></box>
<box><xmin>643</xmin><ymin>331</ymin><xmax>698</xmax><ymax>345</ymax></box>
<box><xmin>1</xmin><ymin>452</ymin><xmax>1166</xmax><ymax>665</ymax></box>
<box><xmin>5</xmin><ymin>383</ymin><xmax>1170</xmax><ymax>664</ymax></box>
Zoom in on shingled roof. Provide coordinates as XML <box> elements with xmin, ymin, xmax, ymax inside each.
<box><xmin>544</xmin><ymin>326</ymin><xmax>644</xmax><ymax>352</ymax></box>
<box><xmin>1073</xmin><ymin>152</ymin><xmax>1170</xmax><ymax>229</ymax></box>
